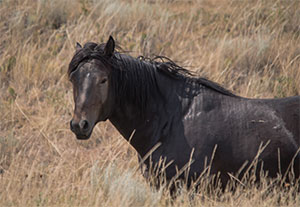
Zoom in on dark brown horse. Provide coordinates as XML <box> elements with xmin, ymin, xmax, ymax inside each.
<box><xmin>68</xmin><ymin>36</ymin><xmax>300</xmax><ymax>188</ymax></box>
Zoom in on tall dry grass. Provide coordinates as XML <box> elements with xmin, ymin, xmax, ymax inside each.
<box><xmin>0</xmin><ymin>0</ymin><xmax>300</xmax><ymax>206</ymax></box>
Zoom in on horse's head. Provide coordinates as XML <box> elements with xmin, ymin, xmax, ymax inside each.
<box><xmin>69</xmin><ymin>36</ymin><xmax>115</xmax><ymax>140</ymax></box>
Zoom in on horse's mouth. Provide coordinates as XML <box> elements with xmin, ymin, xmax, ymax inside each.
<box><xmin>70</xmin><ymin>120</ymin><xmax>95</xmax><ymax>140</ymax></box>
<box><xmin>74</xmin><ymin>128</ymin><xmax>93</xmax><ymax>140</ymax></box>
<box><xmin>75</xmin><ymin>132</ymin><xmax>92</xmax><ymax>140</ymax></box>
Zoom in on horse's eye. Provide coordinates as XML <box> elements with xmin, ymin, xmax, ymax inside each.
<box><xmin>100</xmin><ymin>78</ymin><xmax>107</xmax><ymax>84</ymax></box>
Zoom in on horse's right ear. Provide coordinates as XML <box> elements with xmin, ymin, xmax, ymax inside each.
<box><xmin>76</xmin><ymin>42</ymin><xmax>82</xmax><ymax>52</ymax></box>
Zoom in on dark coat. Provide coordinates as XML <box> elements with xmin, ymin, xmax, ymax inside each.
<box><xmin>69</xmin><ymin>38</ymin><xmax>300</xmax><ymax>189</ymax></box>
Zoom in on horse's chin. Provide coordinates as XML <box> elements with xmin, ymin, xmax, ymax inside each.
<box><xmin>76</xmin><ymin>134</ymin><xmax>91</xmax><ymax>140</ymax></box>
<box><xmin>75</xmin><ymin>128</ymin><xmax>93</xmax><ymax>140</ymax></box>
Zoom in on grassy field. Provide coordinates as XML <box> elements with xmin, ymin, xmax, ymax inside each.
<box><xmin>0</xmin><ymin>0</ymin><xmax>300</xmax><ymax>206</ymax></box>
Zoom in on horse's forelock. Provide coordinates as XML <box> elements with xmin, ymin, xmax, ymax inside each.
<box><xmin>68</xmin><ymin>42</ymin><xmax>104</xmax><ymax>77</ymax></box>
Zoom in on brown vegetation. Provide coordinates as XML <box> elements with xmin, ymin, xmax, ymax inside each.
<box><xmin>0</xmin><ymin>0</ymin><xmax>299</xmax><ymax>206</ymax></box>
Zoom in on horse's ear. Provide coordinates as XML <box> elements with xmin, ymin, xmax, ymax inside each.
<box><xmin>76</xmin><ymin>42</ymin><xmax>82</xmax><ymax>52</ymax></box>
<box><xmin>104</xmin><ymin>36</ymin><xmax>115</xmax><ymax>57</ymax></box>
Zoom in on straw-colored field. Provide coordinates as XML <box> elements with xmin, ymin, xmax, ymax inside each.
<box><xmin>0</xmin><ymin>0</ymin><xmax>299</xmax><ymax>206</ymax></box>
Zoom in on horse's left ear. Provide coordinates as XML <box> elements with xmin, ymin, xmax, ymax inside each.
<box><xmin>104</xmin><ymin>36</ymin><xmax>115</xmax><ymax>57</ymax></box>
<box><xmin>75</xmin><ymin>42</ymin><xmax>82</xmax><ymax>52</ymax></box>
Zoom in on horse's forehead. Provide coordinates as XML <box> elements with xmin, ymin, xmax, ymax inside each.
<box><xmin>78</xmin><ymin>62</ymin><xmax>92</xmax><ymax>73</ymax></box>
<box><xmin>93</xmin><ymin>59</ymin><xmax>112</xmax><ymax>75</ymax></box>
<box><xmin>80</xmin><ymin>60</ymin><xmax>108</xmax><ymax>76</ymax></box>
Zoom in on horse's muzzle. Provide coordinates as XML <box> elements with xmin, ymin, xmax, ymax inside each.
<box><xmin>70</xmin><ymin>119</ymin><xmax>92</xmax><ymax>140</ymax></box>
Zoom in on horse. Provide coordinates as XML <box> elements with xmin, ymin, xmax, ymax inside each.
<box><xmin>68</xmin><ymin>36</ymin><xmax>300</xmax><ymax>189</ymax></box>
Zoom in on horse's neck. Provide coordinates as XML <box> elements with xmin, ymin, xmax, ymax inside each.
<box><xmin>109</xmin><ymin>103</ymin><xmax>145</xmax><ymax>140</ymax></box>
<box><xmin>109</xmin><ymin>72</ymin><xmax>183</xmax><ymax>156</ymax></box>
<box><xmin>109</xmin><ymin>101</ymin><xmax>160</xmax><ymax>157</ymax></box>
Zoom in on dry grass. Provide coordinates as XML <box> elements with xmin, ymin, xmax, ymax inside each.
<box><xmin>0</xmin><ymin>0</ymin><xmax>300</xmax><ymax>206</ymax></box>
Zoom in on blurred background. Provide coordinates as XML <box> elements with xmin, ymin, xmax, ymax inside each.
<box><xmin>0</xmin><ymin>0</ymin><xmax>299</xmax><ymax>206</ymax></box>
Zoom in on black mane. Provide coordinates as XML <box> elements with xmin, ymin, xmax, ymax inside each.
<box><xmin>68</xmin><ymin>42</ymin><xmax>237</xmax><ymax>110</ymax></box>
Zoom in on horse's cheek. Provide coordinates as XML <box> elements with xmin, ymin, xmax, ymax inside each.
<box><xmin>99</xmin><ymin>84</ymin><xmax>109</xmax><ymax>105</ymax></box>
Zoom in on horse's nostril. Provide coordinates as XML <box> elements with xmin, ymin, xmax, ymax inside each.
<box><xmin>79</xmin><ymin>120</ymin><xmax>89</xmax><ymax>131</ymax></box>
